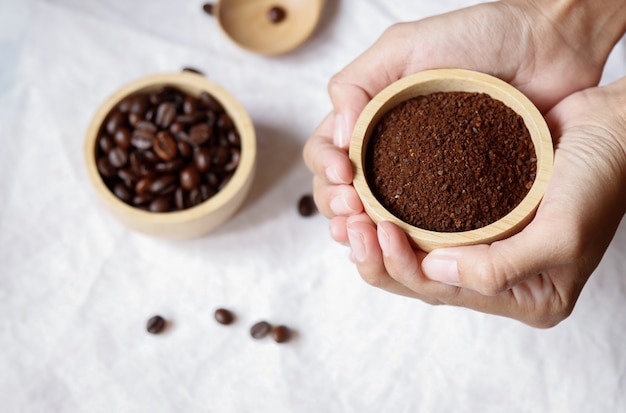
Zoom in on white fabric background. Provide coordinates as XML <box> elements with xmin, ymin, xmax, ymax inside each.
<box><xmin>1</xmin><ymin>0</ymin><xmax>625</xmax><ymax>412</ymax></box>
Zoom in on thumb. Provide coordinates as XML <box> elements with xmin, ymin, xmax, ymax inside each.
<box><xmin>420</xmin><ymin>212</ymin><xmax>575</xmax><ymax>296</ymax></box>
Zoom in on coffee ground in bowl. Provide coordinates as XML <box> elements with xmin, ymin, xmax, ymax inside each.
<box><xmin>365</xmin><ymin>91</ymin><xmax>537</xmax><ymax>232</ymax></box>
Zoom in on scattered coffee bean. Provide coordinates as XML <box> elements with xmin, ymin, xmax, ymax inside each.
<box><xmin>202</xmin><ymin>3</ymin><xmax>214</xmax><ymax>15</ymax></box>
<box><xmin>267</xmin><ymin>6</ymin><xmax>287</xmax><ymax>24</ymax></box>
<box><xmin>214</xmin><ymin>308</ymin><xmax>234</xmax><ymax>325</ymax></box>
<box><xmin>297</xmin><ymin>194</ymin><xmax>317</xmax><ymax>217</ymax></box>
<box><xmin>95</xmin><ymin>85</ymin><xmax>241</xmax><ymax>212</ymax></box>
<box><xmin>271</xmin><ymin>325</ymin><xmax>290</xmax><ymax>343</ymax></box>
<box><xmin>146</xmin><ymin>315</ymin><xmax>167</xmax><ymax>334</ymax></box>
<box><xmin>182</xmin><ymin>67</ymin><xmax>205</xmax><ymax>76</ymax></box>
<box><xmin>250</xmin><ymin>321</ymin><xmax>272</xmax><ymax>339</ymax></box>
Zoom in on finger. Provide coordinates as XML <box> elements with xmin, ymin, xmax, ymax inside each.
<box><xmin>346</xmin><ymin>215</ymin><xmax>441</xmax><ymax>302</ymax></box>
<box><xmin>313</xmin><ymin>176</ymin><xmax>363</xmax><ymax>218</ymax></box>
<box><xmin>303</xmin><ymin>115</ymin><xmax>353</xmax><ymax>185</ymax></box>
<box><xmin>329</xmin><ymin>216</ymin><xmax>349</xmax><ymax>244</ymax></box>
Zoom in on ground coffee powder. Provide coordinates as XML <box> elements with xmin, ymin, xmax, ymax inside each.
<box><xmin>365</xmin><ymin>91</ymin><xmax>536</xmax><ymax>232</ymax></box>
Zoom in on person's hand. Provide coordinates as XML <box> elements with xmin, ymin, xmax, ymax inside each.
<box><xmin>363</xmin><ymin>76</ymin><xmax>626</xmax><ymax>327</ymax></box>
<box><xmin>304</xmin><ymin>0</ymin><xmax>625</xmax><ymax>246</ymax></box>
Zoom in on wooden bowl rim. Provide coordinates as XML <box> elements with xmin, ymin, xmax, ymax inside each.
<box><xmin>349</xmin><ymin>68</ymin><xmax>554</xmax><ymax>251</ymax></box>
<box><xmin>84</xmin><ymin>72</ymin><xmax>256</xmax><ymax>227</ymax></box>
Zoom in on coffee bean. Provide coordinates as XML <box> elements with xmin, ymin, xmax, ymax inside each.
<box><xmin>194</xmin><ymin>148</ymin><xmax>212</xmax><ymax>172</ymax></box>
<box><xmin>297</xmin><ymin>194</ymin><xmax>317</xmax><ymax>217</ymax></box>
<box><xmin>180</xmin><ymin>165</ymin><xmax>201</xmax><ymax>190</ymax></box>
<box><xmin>183</xmin><ymin>96</ymin><xmax>199</xmax><ymax>115</ymax></box>
<box><xmin>199</xmin><ymin>91</ymin><xmax>223</xmax><ymax>111</ymax></box>
<box><xmin>98</xmin><ymin>134</ymin><xmax>115</xmax><ymax>153</ymax></box>
<box><xmin>117</xmin><ymin>168</ymin><xmax>137</xmax><ymax>188</ymax></box>
<box><xmin>188</xmin><ymin>123</ymin><xmax>211</xmax><ymax>145</ymax></box>
<box><xmin>108</xmin><ymin>147</ymin><xmax>128</xmax><ymax>169</ymax></box>
<box><xmin>114</xmin><ymin>127</ymin><xmax>132</xmax><ymax>149</ymax></box>
<box><xmin>153</xmin><ymin>131</ymin><xmax>178</xmax><ymax>161</ymax></box>
<box><xmin>271</xmin><ymin>325</ymin><xmax>290</xmax><ymax>343</ymax></box>
<box><xmin>217</xmin><ymin>113</ymin><xmax>233</xmax><ymax>130</ymax></box>
<box><xmin>224</xmin><ymin>149</ymin><xmax>240</xmax><ymax>172</ymax></box>
<box><xmin>182</xmin><ymin>67</ymin><xmax>205</xmax><ymax>76</ymax></box>
<box><xmin>212</xmin><ymin>146</ymin><xmax>230</xmax><ymax>166</ymax></box>
<box><xmin>155</xmin><ymin>102</ymin><xmax>177</xmax><ymax>128</ymax></box>
<box><xmin>174</xmin><ymin>187</ymin><xmax>186</xmax><ymax>210</ymax></box>
<box><xmin>202</xmin><ymin>3</ymin><xmax>214</xmax><ymax>15</ymax></box>
<box><xmin>214</xmin><ymin>308</ymin><xmax>234</xmax><ymax>325</ymax></box>
<box><xmin>154</xmin><ymin>158</ymin><xmax>186</xmax><ymax>174</ymax></box>
<box><xmin>106</xmin><ymin>110</ymin><xmax>127</xmax><ymax>135</ymax></box>
<box><xmin>149</xmin><ymin>196</ymin><xmax>172</xmax><ymax>212</ymax></box>
<box><xmin>113</xmin><ymin>182</ymin><xmax>133</xmax><ymax>203</ymax></box>
<box><xmin>130</xmin><ymin>95</ymin><xmax>150</xmax><ymax>115</ymax></box>
<box><xmin>177</xmin><ymin>140</ymin><xmax>192</xmax><ymax>158</ymax></box>
<box><xmin>146</xmin><ymin>315</ymin><xmax>167</xmax><ymax>334</ymax></box>
<box><xmin>250</xmin><ymin>321</ymin><xmax>271</xmax><ymax>339</ymax></box>
<box><xmin>149</xmin><ymin>174</ymin><xmax>178</xmax><ymax>195</ymax></box>
<box><xmin>131</xmin><ymin>129</ymin><xmax>155</xmax><ymax>150</ymax></box>
<box><xmin>133</xmin><ymin>192</ymin><xmax>154</xmax><ymax>206</ymax></box>
<box><xmin>267</xmin><ymin>6</ymin><xmax>287</xmax><ymax>24</ymax></box>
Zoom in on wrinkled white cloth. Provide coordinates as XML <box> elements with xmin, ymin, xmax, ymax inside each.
<box><xmin>1</xmin><ymin>0</ymin><xmax>625</xmax><ymax>412</ymax></box>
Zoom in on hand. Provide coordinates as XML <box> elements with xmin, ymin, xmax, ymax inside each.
<box><xmin>375</xmin><ymin>76</ymin><xmax>626</xmax><ymax>327</ymax></box>
<box><xmin>304</xmin><ymin>0</ymin><xmax>622</xmax><ymax>245</ymax></box>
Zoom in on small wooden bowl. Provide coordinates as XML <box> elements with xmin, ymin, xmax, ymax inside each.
<box><xmin>214</xmin><ymin>0</ymin><xmax>324</xmax><ymax>56</ymax></box>
<box><xmin>349</xmin><ymin>69</ymin><xmax>553</xmax><ymax>252</ymax></box>
<box><xmin>84</xmin><ymin>72</ymin><xmax>256</xmax><ymax>239</ymax></box>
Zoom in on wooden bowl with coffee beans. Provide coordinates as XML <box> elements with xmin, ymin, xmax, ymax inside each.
<box><xmin>84</xmin><ymin>72</ymin><xmax>256</xmax><ymax>239</ymax></box>
<box><xmin>349</xmin><ymin>69</ymin><xmax>553</xmax><ymax>252</ymax></box>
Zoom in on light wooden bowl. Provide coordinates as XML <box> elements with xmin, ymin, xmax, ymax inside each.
<box><xmin>84</xmin><ymin>72</ymin><xmax>256</xmax><ymax>239</ymax></box>
<box><xmin>214</xmin><ymin>0</ymin><xmax>324</xmax><ymax>55</ymax></box>
<box><xmin>349</xmin><ymin>69</ymin><xmax>553</xmax><ymax>252</ymax></box>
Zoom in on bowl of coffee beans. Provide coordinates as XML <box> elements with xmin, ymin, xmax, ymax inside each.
<box><xmin>203</xmin><ymin>0</ymin><xmax>324</xmax><ymax>56</ymax></box>
<box><xmin>349</xmin><ymin>69</ymin><xmax>553</xmax><ymax>252</ymax></box>
<box><xmin>84</xmin><ymin>72</ymin><xmax>256</xmax><ymax>239</ymax></box>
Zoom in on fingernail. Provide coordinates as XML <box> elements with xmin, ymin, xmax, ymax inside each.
<box><xmin>422</xmin><ymin>252</ymin><xmax>460</xmax><ymax>286</ymax></box>
<box><xmin>330</xmin><ymin>193</ymin><xmax>356</xmax><ymax>215</ymax></box>
<box><xmin>333</xmin><ymin>113</ymin><xmax>349</xmax><ymax>148</ymax></box>
<box><xmin>347</xmin><ymin>228</ymin><xmax>366</xmax><ymax>262</ymax></box>
<box><xmin>326</xmin><ymin>166</ymin><xmax>346</xmax><ymax>184</ymax></box>
<box><xmin>377</xmin><ymin>225</ymin><xmax>390</xmax><ymax>255</ymax></box>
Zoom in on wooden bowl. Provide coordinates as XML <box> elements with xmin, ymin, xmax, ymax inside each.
<box><xmin>349</xmin><ymin>69</ymin><xmax>553</xmax><ymax>252</ymax></box>
<box><xmin>214</xmin><ymin>0</ymin><xmax>324</xmax><ymax>56</ymax></box>
<box><xmin>84</xmin><ymin>72</ymin><xmax>256</xmax><ymax>239</ymax></box>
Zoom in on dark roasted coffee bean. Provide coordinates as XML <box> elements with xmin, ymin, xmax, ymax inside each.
<box><xmin>106</xmin><ymin>110</ymin><xmax>127</xmax><ymax>135</ymax></box>
<box><xmin>130</xmin><ymin>151</ymin><xmax>151</xmax><ymax>176</ymax></box>
<box><xmin>131</xmin><ymin>130</ymin><xmax>155</xmax><ymax>150</ymax></box>
<box><xmin>98</xmin><ymin>134</ymin><xmax>115</xmax><ymax>154</ymax></box>
<box><xmin>108</xmin><ymin>147</ymin><xmax>128</xmax><ymax>168</ymax></box>
<box><xmin>114</xmin><ymin>127</ymin><xmax>132</xmax><ymax>149</ymax></box>
<box><xmin>199</xmin><ymin>91</ymin><xmax>223</xmax><ymax>111</ymax></box>
<box><xmin>202</xmin><ymin>3</ymin><xmax>214</xmax><ymax>15</ymax></box>
<box><xmin>224</xmin><ymin>149</ymin><xmax>240</xmax><ymax>172</ymax></box>
<box><xmin>174</xmin><ymin>187</ymin><xmax>186</xmax><ymax>210</ymax></box>
<box><xmin>133</xmin><ymin>192</ymin><xmax>154</xmax><ymax>206</ymax></box>
<box><xmin>112</xmin><ymin>182</ymin><xmax>133</xmax><ymax>203</ymax></box>
<box><xmin>214</xmin><ymin>308</ymin><xmax>234</xmax><ymax>325</ymax></box>
<box><xmin>183</xmin><ymin>96</ymin><xmax>198</xmax><ymax>115</ymax></box>
<box><xmin>130</xmin><ymin>94</ymin><xmax>150</xmax><ymax>115</ymax></box>
<box><xmin>135</xmin><ymin>120</ymin><xmax>158</xmax><ymax>132</ymax></box>
<box><xmin>169</xmin><ymin>121</ymin><xmax>185</xmax><ymax>135</ymax></box>
<box><xmin>267</xmin><ymin>6</ymin><xmax>287</xmax><ymax>23</ymax></box>
<box><xmin>128</xmin><ymin>112</ymin><xmax>142</xmax><ymax>127</ymax></box>
<box><xmin>118</xmin><ymin>96</ymin><xmax>133</xmax><ymax>113</ymax></box>
<box><xmin>180</xmin><ymin>165</ymin><xmax>201</xmax><ymax>190</ymax></box>
<box><xmin>149</xmin><ymin>196</ymin><xmax>172</xmax><ymax>212</ymax></box>
<box><xmin>188</xmin><ymin>123</ymin><xmax>211</xmax><ymax>145</ymax></box>
<box><xmin>188</xmin><ymin>188</ymin><xmax>203</xmax><ymax>207</ymax></box>
<box><xmin>117</xmin><ymin>168</ymin><xmax>138</xmax><ymax>188</ymax></box>
<box><xmin>155</xmin><ymin>102</ymin><xmax>177</xmax><ymax>128</ymax></box>
<box><xmin>194</xmin><ymin>148</ymin><xmax>212</xmax><ymax>172</ymax></box>
<box><xmin>135</xmin><ymin>176</ymin><xmax>152</xmax><ymax>195</ymax></box>
<box><xmin>154</xmin><ymin>158</ymin><xmax>186</xmax><ymax>174</ymax></box>
<box><xmin>149</xmin><ymin>174</ymin><xmax>178</xmax><ymax>195</ymax></box>
<box><xmin>217</xmin><ymin>113</ymin><xmax>233</xmax><ymax>130</ymax></box>
<box><xmin>271</xmin><ymin>325</ymin><xmax>290</xmax><ymax>343</ymax></box>
<box><xmin>97</xmin><ymin>156</ymin><xmax>117</xmax><ymax>178</ymax></box>
<box><xmin>250</xmin><ymin>321</ymin><xmax>271</xmax><ymax>339</ymax></box>
<box><xmin>146</xmin><ymin>315</ymin><xmax>166</xmax><ymax>334</ymax></box>
<box><xmin>177</xmin><ymin>140</ymin><xmax>192</xmax><ymax>158</ymax></box>
<box><xmin>176</xmin><ymin>112</ymin><xmax>206</xmax><ymax>125</ymax></box>
<box><xmin>153</xmin><ymin>131</ymin><xmax>178</xmax><ymax>161</ymax></box>
<box><xmin>298</xmin><ymin>194</ymin><xmax>317</xmax><ymax>217</ymax></box>
<box><xmin>150</xmin><ymin>86</ymin><xmax>180</xmax><ymax>106</ymax></box>
<box><xmin>205</xmin><ymin>172</ymin><xmax>219</xmax><ymax>188</ymax></box>
<box><xmin>212</xmin><ymin>146</ymin><xmax>230</xmax><ymax>166</ymax></box>
<box><xmin>227</xmin><ymin>130</ymin><xmax>240</xmax><ymax>146</ymax></box>
<box><xmin>182</xmin><ymin>67</ymin><xmax>205</xmax><ymax>76</ymax></box>
<box><xmin>199</xmin><ymin>184</ymin><xmax>216</xmax><ymax>201</ymax></box>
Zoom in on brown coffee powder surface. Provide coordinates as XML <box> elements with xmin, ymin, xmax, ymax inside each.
<box><xmin>365</xmin><ymin>91</ymin><xmax>537</xmax><ymax>232</ymax></box>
